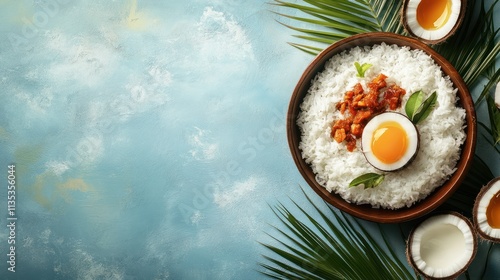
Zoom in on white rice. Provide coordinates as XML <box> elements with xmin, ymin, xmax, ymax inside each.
<box><xmin>297</xmin><ymin>43</ymin><xmax>466</xmax><ymax>209</ymax></box>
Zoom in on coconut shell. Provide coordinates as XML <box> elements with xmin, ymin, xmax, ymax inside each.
<box><xmin>472</xmin><ymin>177</ymin><xmax>500</xmax><ymax>243</ymax></box>
<box><xmin>406</xmin><ymin>211</ymin><xmax>477</xmax><ymax>280</ymax></box>
<box><xmin>401</xmin><ymin>0</ymin><xmax>468</xmax><ymax>45</ymax></box>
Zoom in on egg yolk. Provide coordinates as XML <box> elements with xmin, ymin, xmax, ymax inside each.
<box><xmin>371</xmin><ymin>121</ymin><xmax>408</xmax><ymax>164</ymax></box>
<box><xmin>416</xmin><ymin>0</ymin><xmax>452</xmax><ymax>30</ymax></box>
<box><xmin>486</xmin><ymin>191</ymin><xmax>500</xmax><ymax>228</ymax></box>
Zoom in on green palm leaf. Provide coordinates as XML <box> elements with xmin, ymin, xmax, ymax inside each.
<box><xmin>272</xmin><ymin>0</ymin><xmax>403</xmax><ymax>54</ymax></box>
<box><xmin>433</xmin><ymin>0</ymin><xmax>500</xmax><ymax>96</ymax></box>
<box><xmin>439</xmin><ymin>155</ymin><xmax>495</xmax><ymax>217</ymax></box>
<box><xmin>272</xmin><ymin>0</ymin><xmax>499</xmax><ymax>98</ymax></box>
<box><xmin>259</xmin><ymin>189</ymin><xmax>419</xmax><ymax>280</ymax></box>
<box><xmin>478</xmin><ymin>94</ymin><xmax>500</xmax><ymax>155</ymax></box>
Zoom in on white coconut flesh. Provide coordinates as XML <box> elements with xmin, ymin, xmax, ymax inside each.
<box><xmin>408</xmin><ymin>213</ymin><xmax>476</xmax><ymax>279</ymax></box>
<box><xmin>474</xmin><ymin>177</ymin><xmax>500</xmax><ymax>242</ymax></box>
<box><xmin>404</xmin><ymin>0</ymin><xmax>462</xmax><ymax>42</ymax></box>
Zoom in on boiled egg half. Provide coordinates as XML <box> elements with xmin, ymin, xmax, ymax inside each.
<box><xmin>361</xmin><ymin>112</ymin><xmax>419</xmax><ymax>171</ymax></box>
<box><xmin>402</xmin><ymin>0</ymin><xmax>466</xmax><ymax>44</ymax></box>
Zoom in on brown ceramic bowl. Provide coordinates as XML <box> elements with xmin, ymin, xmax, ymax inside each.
<box><xmin>287</xmin><ymin>32</ymin><xmax>476</xmax><ymax>223</ymax></box>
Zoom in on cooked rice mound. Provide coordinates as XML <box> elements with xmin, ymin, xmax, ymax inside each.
<box><xmin>297</xmin><ymin>43</ymin><xmax>466</xmax><ymax>209</ymax></box>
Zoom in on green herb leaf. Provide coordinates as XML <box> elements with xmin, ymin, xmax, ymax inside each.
<box><xmin>412</xmin><ymin>91</ymin><xmax>437</xmax><ymax>124</ymax></box>
<box><xmin>405</xmin><ymin>90</ymin><xmax>424</xmax><ymax>120</ymax></box>
<box><xmin>354</xmin><ymin>62</ymin><xmax>372</xmax><ymax>78</ymax></box>
<box><xmin>349</xmin><ymin>173</ymin><xmax>384</xmax><ymax>189</ymax></box>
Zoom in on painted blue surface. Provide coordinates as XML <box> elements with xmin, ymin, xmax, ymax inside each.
<box><xmin>0</xmin><ymin>1</ymin><xmax>498</xmax><ymax>279</ymax></box>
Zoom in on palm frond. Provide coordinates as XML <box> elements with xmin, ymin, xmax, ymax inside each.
<box><xmin>271</xmin><ymin>0</ymin><xmax>403</xmax><ymax>55</ymax></box>
<box><xmin>475</xmin><ymin>69</ymin><xmax>500</xmax><ymax>106</ymax></box>
<box><xmin>478</xmin><ymin>131</ymin><xmax>500</xmax><ymax>155</ymax></box>
<box><xmin>486</xmin><ymin>94</ymin><xmax>500</xmax><ymax>145</ymax></box>
<box><xmin>275</xmin><ymin>12</ymin><xmax>368</xmax><ymax>34</ymax></box>
<box><xmin>288</xmin><ymin>42</ymin><xmax>324</xmax><ymax>55</ymax></box>
<box><xmin>479</xmin><ymin>243</ymin><xmax>495</xmax><ymax>280</ymax></box>
<box><xmin>272</xmin><ymin>0</ymin><xmax>499</xmax><ymax>94</ymax></box>
<box><xmin>259</xmin><ymin>189</ymin><xmax>417</xmax><ymax>280</ymax></box>
<box><xmin>438</xmin><ymin>154</ymin><xmax>495</xmax><ymax>217</ymax></box>
<box><xmin>433</xmin><ymin>0</ymin><xmax>500</xmax><ymax>89</ymax></box>
<box><xmin>475</xmin><ymin>93</ymin><xmax>500</xmax><ymax>155</ymax></box>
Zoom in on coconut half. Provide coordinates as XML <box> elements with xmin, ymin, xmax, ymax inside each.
<box><xmin>402</xmin><ymin>0</ymin><xmax>466</xmax><ymax>44</ymax></box>
<box><xmin>473</xmin><ymin>177</ymin><xmax>500</xmax><ymax>243</ymax></box>
<box><xmin>407</xmin><ymin>212</ymin><xmax>477</xmax><ymax>280</ymax></box>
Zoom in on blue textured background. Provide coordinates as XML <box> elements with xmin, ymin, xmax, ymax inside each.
<box><xmin>0</xmin><ymin>0</ymin><xmax>498</xmax><ymax>279</ymax></box>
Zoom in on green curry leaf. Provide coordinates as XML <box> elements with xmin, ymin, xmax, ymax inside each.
<box><xmin>412</xmin><ymin>91</ymin><xmax>437</xmax><ymax>124</ymax></box>
<box><xmin>349</xmin><ymin>173</ymin><xmax>384</xmax><ymax>189</ymax></box>
<box><xmin>405</xmin><ymin>90</ymin><xmax>424</xmax><ymax>120</ymax></box>
<box><xmin>354</xmin><ymin>62</ymin><xmax>372</xmax><ymax>78</ymax></box>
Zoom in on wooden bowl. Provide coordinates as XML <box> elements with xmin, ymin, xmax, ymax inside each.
<box><xmin>287</xmin><ymin>32</ymin><xmax>476</xmax><ymax>223</ymax></box>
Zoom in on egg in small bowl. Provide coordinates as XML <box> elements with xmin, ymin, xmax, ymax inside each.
<box><xmin>361</xmin><ymin>112</ymin><xmax>419</xmax><ymax>172</ymax></box>
<box><xmin>402</xmin><ymin>0</ymin><xmax>466</xmax><ymax>44</ymax></box>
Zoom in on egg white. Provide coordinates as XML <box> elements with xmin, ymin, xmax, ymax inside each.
<box><xmin>361</xmin><ymin>112</ymin><xmax>419</xmax><ymax>171</ymax></box>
